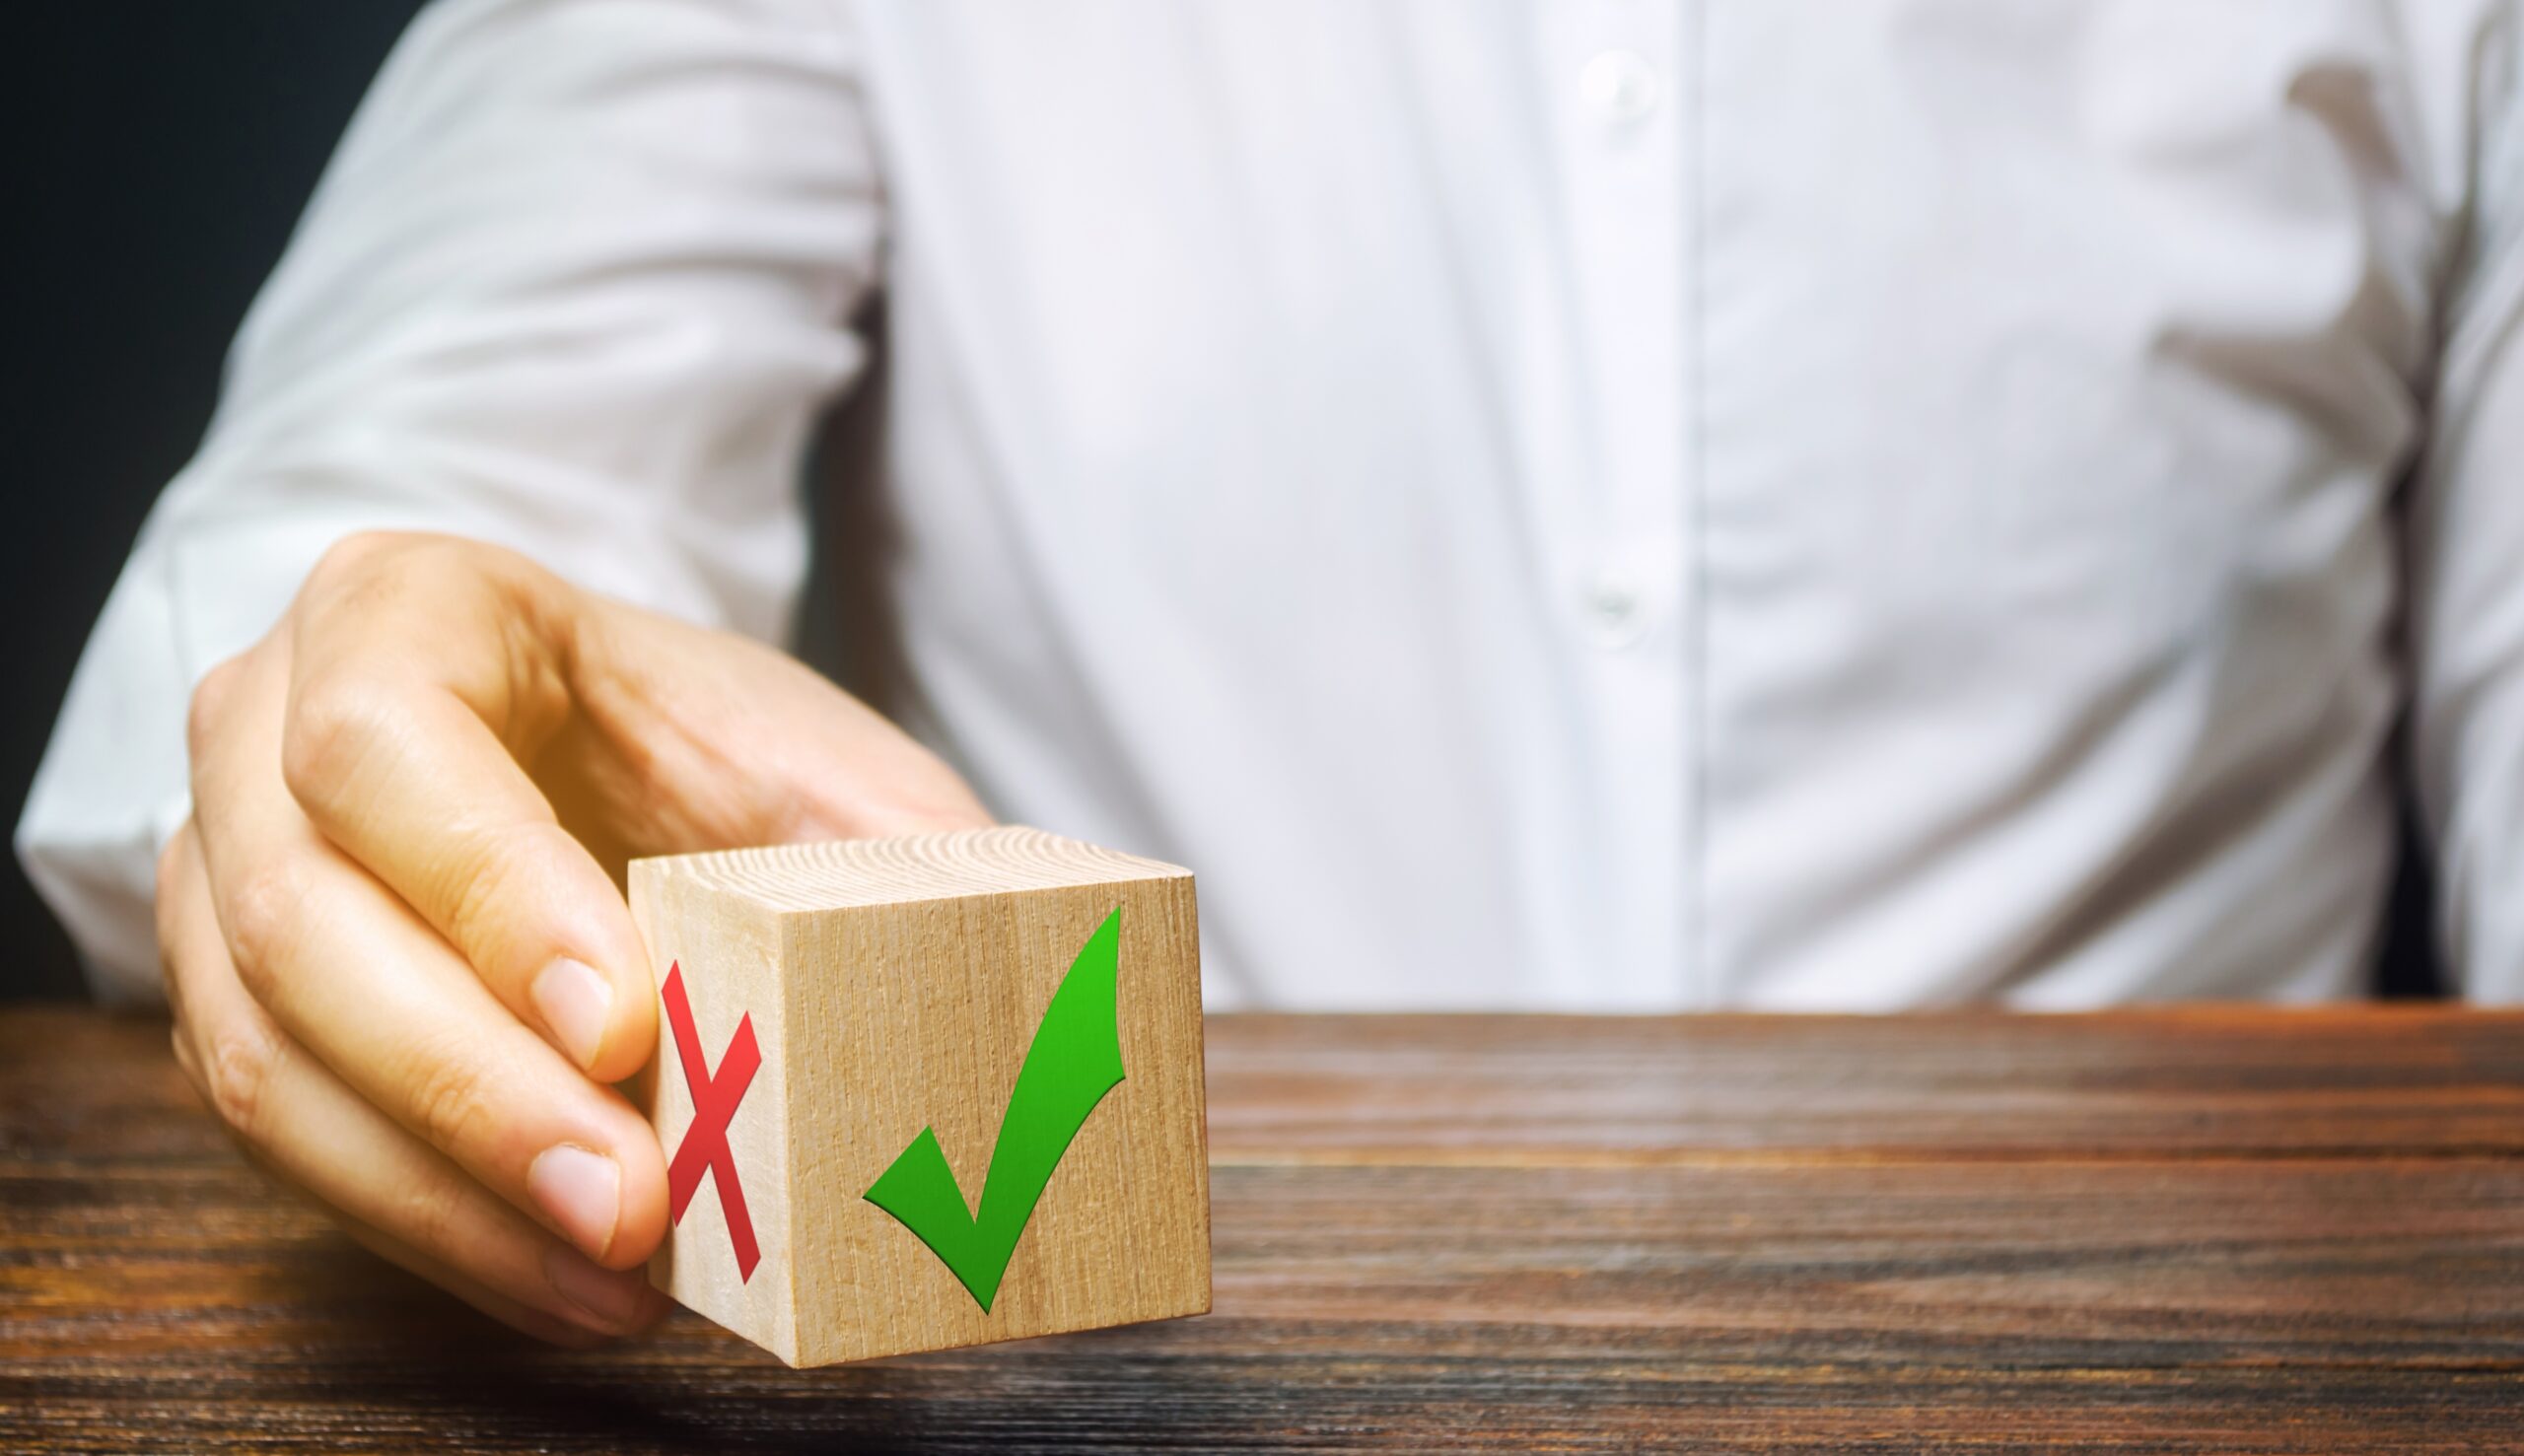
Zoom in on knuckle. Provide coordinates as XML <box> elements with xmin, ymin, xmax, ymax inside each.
<box><xmin>304</xmin><ymin>529</ymin><xmax>411</xmax><ymax>594</ymax></box>
<box><xmin>279</xmin><ymin>670</ymin><xmax>388</xmax><ymax>808</ymax></box>
<box><xmin>200</xmin><ymin>1019</ymin><xmax>281</xmax><ymax>1139</ymax></box>
<box><xmin>221</xmin><ymin>856</ymin><xmax>316</xmax><ymax>994</ymax></box>
<box><xmin>306</xmin><ymin>529</ymin><xmax>513</xmax><ymax>610</ymax></box>
<box><xmin>401</xmin><ymin>1044</ymin><xmax>498</xmax><ymax>1158</ymax></box>
<box><xmin>184</xmin><ymin>657</ymin><xmax>247</xmax><ymax>763</ymax></box>
<box><xmin>386</xmin><ymin>1170</ymin><xmax>471</xmax><ymax>1261</ymax></box>
<box><xmin>436</xmin><ymin>823</ymin><xmax>540</xmax><ymax>962</ymax></box>
<box><xmin>298</xmin><ymin>531</ymin><xmax>446</xmax><ymax>633</ymax></box>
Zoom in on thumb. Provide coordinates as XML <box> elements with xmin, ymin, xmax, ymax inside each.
<box><xmin>279</xmin><ymin>532</ymin><xmax>661</xmax><ymax>1084</ymax></box>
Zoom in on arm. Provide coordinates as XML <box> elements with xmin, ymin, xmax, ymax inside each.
<box><xmin>14</xmin><ymin>0</ymin><xmax>989</xmax><ymax>1342</ymax></box>
<box><xmin>17</xmin><ymin>0</ymin><xmax>877</xmax><ymax>1002</ymax></box>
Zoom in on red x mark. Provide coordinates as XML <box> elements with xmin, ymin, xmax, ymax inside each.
<box><xmin>662</xmin><ymin>963</ymin><xmax>762</xmax><ymax>1282</ymax></box>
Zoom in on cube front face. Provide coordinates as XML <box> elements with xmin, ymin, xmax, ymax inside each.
<box><xmin>786</xmin><ymin>873</ymin><xmax>1210</xmax><ymax>1364</ymax></box>
<box><xmin>631</xmin><ymin>831</ymin><xmax>1212</xmax><ymax>1367</ymax></box>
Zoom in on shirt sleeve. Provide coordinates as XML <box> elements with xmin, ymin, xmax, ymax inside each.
<box><xmin>14</xmin><ymin>0</ymin><xmax>881</xmax><ymax>1004</ymax></box>
<box><xmin>2405</xmin><ymin>13</ymin><xmax>2524</xmax><ymax>1002</ymax></box>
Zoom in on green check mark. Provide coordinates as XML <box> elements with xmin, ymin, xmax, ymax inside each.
<box><xmin>863</xmin><ymin>907</ymin><xmax>1127</xmax><ymax>1313</ymax></box>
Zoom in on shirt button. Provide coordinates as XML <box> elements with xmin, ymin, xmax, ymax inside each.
<box><xmin>1579</xmin><ymin>49</ymin><xmax>1660</xmax><ymax>129</ymax></box>
<box><xmin>1582</xmin><ymin>566</ymin><xmax>1648</xmax><ymax>647</ymax></box>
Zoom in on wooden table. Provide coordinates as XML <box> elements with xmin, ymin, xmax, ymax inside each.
<box><xmin>4</xmin><ymin>1005</ymin><xmax>2522</xmax><ymax>1452</ymax></box>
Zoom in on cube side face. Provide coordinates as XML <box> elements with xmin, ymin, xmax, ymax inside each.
<box><xmin>629</xmin><ymin>863</ymin><xmax>800</xmax><ymax>1364</ymax></box>
<box><xmin>785</xmin><ymin>873</ymin><xmax>1211</xmax><ymax>1365</ymax></box>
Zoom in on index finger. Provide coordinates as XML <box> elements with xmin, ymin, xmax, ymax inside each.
<box><xmin>277</xmin><ymin>533</ymin><xmax>656</xmax><ymax>1081</ymax></box>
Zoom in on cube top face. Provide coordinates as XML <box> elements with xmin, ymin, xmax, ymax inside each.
<box><xmin>654</xmin><ymin>826</ymin><xmax>1190</xmax><ymax>912</ymax></box>
<box><xmin>629</xmin><ymin>827</ymin><xmax>1212</xmax><ymax>1367</ymax></box>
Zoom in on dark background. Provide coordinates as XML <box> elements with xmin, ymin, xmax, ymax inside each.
<box><xmin>0</xmin><ymin>4</ymin><xmax>2445</xmax><ymax>1002</ymax></box>
<box><xmin>7</xmin><ymin>5</ymin><xmax>430</xmax><ymax>998</ymax></box>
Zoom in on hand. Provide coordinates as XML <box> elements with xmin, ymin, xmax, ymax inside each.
<box><xmin>159</xmin><ymin>530</ymin><xmax>992</xmax><ymax>1343</ymax></box>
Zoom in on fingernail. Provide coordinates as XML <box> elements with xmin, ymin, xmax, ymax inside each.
<box><xmin>528</xmin><ymin>1144</ymin><xmax>622</xmax><ymax>1260</ymax></box>
<box><xmin>532</xmin><ymin>957</ymin><xmax>614</xmax><ymax>1069</ymax></box>
<box><xmin>545</xmin><ymin>1244</ymin><xmax>651</xmax><ymax>1331</ymax></box>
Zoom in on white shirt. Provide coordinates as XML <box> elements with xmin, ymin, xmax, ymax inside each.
<box><xmin>21</xmin><ymin>0</ymin><xmax>2524</xmax><ymax>1010</ymax></box>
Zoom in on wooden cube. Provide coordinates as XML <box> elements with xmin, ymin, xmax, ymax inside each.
<box><xmin>627</xmin><ymin>825</ymin><xmax>1212</xmax><ymax>1366</ymax></box>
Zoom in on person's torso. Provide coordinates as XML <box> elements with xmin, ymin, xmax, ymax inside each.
<box><xmin>841</xmin><ymin>0</ymin><xmax>2484</xmax><ymax>1008</ymax></box>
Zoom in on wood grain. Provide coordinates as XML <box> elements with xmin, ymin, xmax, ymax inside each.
<box><xmin>1204</xmin><ymin>1007</ymin><xmax>2524</xmax><ymax>1161</ymax></box>
<box><xmin>628</xmin><ymin>827</ymin><xmax>1211</xmax><ymax>1366</ymax></box>
<box><xmin>4</xmin><ymin>1004</ymin><xmax>2522</xmax><ymax>1452</ymax></box>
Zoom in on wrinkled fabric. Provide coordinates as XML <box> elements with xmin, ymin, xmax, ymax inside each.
<box><xmin>21</xmin><ymin>0</ymin><xmax>2524</xmax><ymax>1009</ymax></box>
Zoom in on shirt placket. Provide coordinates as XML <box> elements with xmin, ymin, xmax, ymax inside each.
<box><xmin>1541</xmin><ymin>0</ymin><xmax>1697</xmax><ymax>1006</ymax></box>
